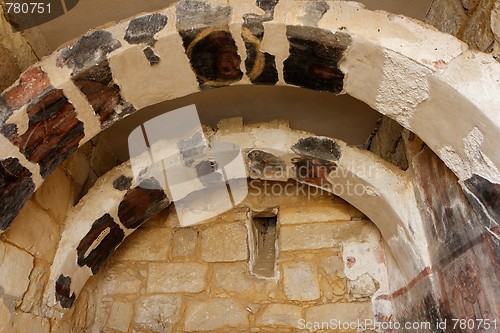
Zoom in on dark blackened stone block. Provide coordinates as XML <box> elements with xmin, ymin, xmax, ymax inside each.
<box><xmin>0</xmin><ymin>158</ymin><xmax>35</xmax><ymax>231</ymax></box>
<box><xmin>55</xmin><ymin>274</ymin><xmax>76</xmax><ymax>309</ymax></box>
<box><xmin>1</xmin><ymin>89</ymin><xmax>84</xmax><ymax>178</ymax></box>
<box><xmin>58</xmin><ymin>30</ymin><xmax>121</xmax><ymax>74</ymax></box>
<box><xmin>72</xmin><ymin>61</ymin><xmax>135</xmax><ymax>127</ymax></box>
<box><xmin>248</xmin><ymin>150</ymin><xmax>285</xmax><ymax>176</ymax></box>
<box><xmin>463</xmin><ymin>174</ymin><xmax>500</xmax><ymax>224</ymax></box>
<box><xmin>77</xmin><ymin>214</ymin><xmax>125</xmax><ymax>274</ymax></box>
<box><xmin>178</xmin><ymin>132</ymin><xmax>207</xmax><ymax>167</ymax></box>
<box><xmin>113</xmin><ymin>175</ymin><xmax>133</xmax><ymax>191</ymax></box>
<box><xmin>292</xmin><ymin>156</ymin><xmax>336</xmax><ymax>187</ymax></box>
<box><xmin>180</xmin><ymin>29</ymin><xmax>243</xmax><ymax>89</ymax></box>
<box><xmin>143</xmin><ymin>47</ymin><xmax>161</xmax><ymax>66</ymax></box>
<box><xmin>242</xmin><ymin>24</ymin><xmax>278</xmax><ymax>85</ymax></box>
<box><xmin>195</xmin><ymin>159</ymin><xmax>223</xmax><ymax>186</ymax></box>
<box><xmin>292</xmin><ymin>137</ymin><xmax>341</xmax><ymax>161</ymax></box>
<box><xmin>284</xmin><ymin>26</ymin><xmax>351</xmax><ymax>93</ymax></box>
<box><xmin>176</xmin><ymin>0</ymin><xmax>231</xmax><ymax>31</ymax></box>
<box><xmin>118</xmin><ymin>178</ymin><xmax>168</xmax><ymax>229</ymax></box>
<box><xmin>124</xmin><ymin>14</ymin><xmax>168</xmax><ymax>45</ymax></box>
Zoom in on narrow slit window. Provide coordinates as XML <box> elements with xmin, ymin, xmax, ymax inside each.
<box><xmin>250</xmin><ymin>213</ymin><xmax>278</xmax><ymax>278</ymax></box>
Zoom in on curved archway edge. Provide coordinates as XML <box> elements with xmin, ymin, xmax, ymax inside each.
<box><xmin>0</xmin><ymin>1</ymin><xmax>499</xmax><ymax>234</ymax></box>
<box><xmin>45</xmin><ymin>120</ymin><xmax>426</xmax><ymax>312</ymax></box>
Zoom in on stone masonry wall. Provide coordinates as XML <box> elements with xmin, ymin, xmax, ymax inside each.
<box><xmin>51</xmin><ymin>180</ymin><xmax>390</xmax><ymax>333</ymax></box>
<box><xmin>426</xmin><ymin>0</ymin><xmax>500</xmax><ymax>58</ymax></box>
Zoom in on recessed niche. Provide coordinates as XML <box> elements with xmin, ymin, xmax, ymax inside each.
<box><xmin>248</xmin><ymin>210</ymin><xmax>278</xmax><ymax>278</ymax></box>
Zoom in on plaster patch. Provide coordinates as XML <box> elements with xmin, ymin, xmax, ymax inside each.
<box><xmin>463</xmin><ymin>127</ymin><xmax>500</xmax><ymax>183</ymax></box>
<box><xmin>375</xmin><ymin>50</ymin><xmax>432</xmax><ymax>128</ymax></box>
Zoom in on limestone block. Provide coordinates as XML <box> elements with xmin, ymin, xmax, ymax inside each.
<box><xmin>113</xmin><ymin>228</ymin><xmax>171</xmax><ymax>261</ymax></box>
<box><xmin>280</xmin><ymin>223</ymin><xmax>335</xmax><ymax>251</ymax></box>
<box><xmin>172</xmin><ymin>228</ymin><xmax>197</xmax><ymax>258</ymax></box>
<box><xmin>318</xmin><ymin>255</ymin><xmax>345</xmax><ymax>278</ymax></box>
<box><xmin>282</xmin><ymin>261</ymin><xmax>320</xmax><ymax>301</ymax></box>
<box><xmin>147</xmin><ymin>262</ymin><xmax>207</xmax><ymax>293</ymax></box>
<box><xmin>100</xmin><ymin>262</ymin><xmax>144</xmax><ymax>295</ymax></box>
<box><xmin>200</xmin><ymin>222</ymin><xmax>248</xmax><ymax>262</ymax></box>
<box><xmin>305</xmin><ymin>302</ymin><xmax>374</xmax><ymax>325</ymax></box>
<box><xmin>62</xmin><ymin>151</ymin><xmax>90</xmax><ymax>192</ymax></box>
<box><xmin>0</xmin><ymin>299</ymin><xmax>11</xmax><ymax>332</ymax></box>
<box><xmin>34</xmin><ymin>168</ymin><xmax>73</xmax><ymax>222</ymax></box>
<box><xmin>0</xmin><ymin>242</ymin><xmax>33</xmax><ymax>298</ymax></box>
<box><xmin>89</xmin><ymin>136</ymin><xmax>119</xmax><ymax>177</ymax></box>
<box><xmin>256</xmin><ymin>303</ymin><xmax>302</xmax><ymax>327</ymax></box>
<box><xmin>184</xmin><ymin>298</ymin><xmax>249</xmax><ymax>332</ymax></box>
<box><xmin>11</xmin><ymin>312</ymin><xmax>50</xmax><ymax>333</ymax></box>
<box><xmin>348</xmin><ymin>274</ymin><xmax>378</xmax><ymax>298</ymax></box>
<box><xmin>278</xmin><ymin>202</ymin><xmax>352</xmax><ymax>225</ymax></box>
<box><xmin>106</xmin><ymin>301</ymin><xmax>134</xmax><ymax>332</ymax></box>
<box><xmin>135</xmin><ymin>295</ymin><xmax>182</xmax><ymax>333</ymax></box>
<box><xmin>212</xmin><ymin>263</ymin><xmax>277</xmax><ymax>300</ymax></box>
<box><xmin>280</xmin><ymin>221</ymin><xmax>362</xmax><ymax>251</ymax></box>
<box><xmin>19</xmin><ymin>260</ymin><xmax>49</xmax><ymax>314</ymax></box>
<box><xmin>4</xmin><ymin>200</ymin><xmax>58</xmax><ymax>261</ymax></box>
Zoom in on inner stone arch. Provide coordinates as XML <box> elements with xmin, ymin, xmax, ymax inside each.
<box><xmin>0</xmin><ymin>0</ymin><xmax>499</xmax><ymax>332</ymax></box>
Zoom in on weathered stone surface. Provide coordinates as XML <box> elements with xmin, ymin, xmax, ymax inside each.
<box><xmin>300</xmin><ymin>1</ymin><xmax>330</xmax><ymax>26</ymax></box>
<box><xmin>0</xmin><ymin>157</ymin><xmax>35</xmax><ymax>231</ymax></box>
<box><xmin>284</xmin><ymin>26</ymin><xmax>350</xmax><ymax>93</ymax></box>
<box><xmin>113</xmin><ymin>175</ymin><xmax>133</xmax><ymax>191</ymax></box>
<box><xmin>58</xmin><ymin>30</ymin><xmax>121</xmax><ymax>73</ymax></box>
<box><xmin>348</xmin><ymin>273</ymin><xmax>378</xmax><ymax>298</ymax></box>
<box><xmin>113</xmin><ymin>228</ymin><xmax>171</xmax><ymax>261</ymax></box>
<box><xmin>11</xmin><ymin>311</ymin><xmax>50</xmax><ymax>333</ymax></box>
<box><xmin>73</xmin><ymin>61</ymin><xmax>135</xmax><ymax>126</ymax></box>
<box><xmin>124</xmin><ymin>14</ymin><xmax>168</xmax><ymax>45</ymax></box>
<box><xmin>55</xmin><ymin>274</ymin><xmax>75</xmax><ymax>309</ymax></box>
<box><xmin>147</xmin><ymin>262</ymin><xmax>207</xmax><ymax>293</ymax></box>
<box><xmin>282</xmin><ymin>261</ymin><xmax>320</xmax><ymax>301</ymax></box>
<box><xmin>247</xmin><ymin>150</ymin><xmax>285</xmax><ymax>177</ymax></box>
<box><xmin>176</xmin><ymin>0</ymin><xmax>232</xmax><ymax>31</ymax></box>
<box><xmin>118</xmin><ymin>178</ymin><xmax>168</xmax><ymax>229</ymax></box>
<box><xmin>180</xmin><ymin>28</ymin><xmax>243</xmax><ymax>89</ymax></box>
<box><xmin>4</xmin><ymin>200</ymin><xmax>58</xmax><ymax>261</ymax></box>
<box><xmin>305</xmin><ymin>302</ymin><xmax>374</xmax><ymax>324</ymax></box>
<box><xmin>0</xmin><ymin>241</ymin><xmax>33</xmax><ymax>298</ymax></box>
<box><xmin>280</xmin><ymin>221</ymin><xmax>361</xmax><ymax>251</ymax></box>
<box><xmin>106</xmin><ymin>301</ymin><xmax>133</xmax><ymax>332</ymax></box>
<box><xmin>100</xmin><ymin>262</ymin><xmax>143</xmax><ymax>295</ymax></box>
<box><xmin>76</xmin><ymin>213</ymin><xmax>125</xmax><ymax>274</ymax></box>
<box><xmin>462</xmin><ymin>0</ymin><xmax>496</xmax><ymax>51</ymax></box>
<box><xmin>34</xmin><ymin>167</ymin><xmax>72</xmax><ymax>222</ymax></box>
<box><xmin>0</xmin><ymin>299</ymin><xmax>11</xmax><ymax>332</ymax></box>
<box><xmin>426</xmin><ymin>0</ymin><xmax>468</xmax><ymax>36</ymax></box>
<box><xmin>184</xmin><ymin>298</ymin><xmax>249</xmax><ymax>332</ymax></box>
<box><xmin>143</xmin><ymin>46</ymin><xmax>161</xmax><ymax>65</ymax></box>
<box><xmin>200</xmin><ymin>222</ymin><xmax>248</xmax><ymax>262</ymax></box>
<box><xmin>135</xmin><ymin>295</ymin><xmax>182</xmax><ymax>333</ymax></box>
<box><xmin>463</xmin><ymin>174</ymin><xmax>500</xmax><ymax>224</ymax></box>
<box><xmin>278</xmin><ymin>202</ymin><xmax>352</xmax><ymax>225</ymax></box>
<box><xmin>368</xmin><ymin>116</ymin><xmax>409</xmax><ymax>170</ymax></box>
<box><xmin>1</xmin><ymin>88</ymin><xmax>84</xmax><ymax>178</ymax></box>
<box><xmin>172</xmin><ymin>228</ymin><xmax>197</xmax><ymax>258</ymax></box>
<box><xmin>0</xmin><ymin>67</ymin><xmax>50</xmax><ymax>111</ymax></box>
<box><xmin>280</xmin><ymin>223</ymin><xmax>335</xmax><ymax>251</ymax></box>
<box><xmin>292</xmin><ymin>136</ymin><xmax>341</xmax><ymax>161</ymax></box>
<box><xmin>212</xmin><ymin>263</ymin><xmax>276</xmax><ymax>300</ymax></box>
<box><xmin>19</xmin><ymin>260</ymin><xmax>49</xmax><ymax>314</ymax></box>
<box><xmin>292</xmin><ymin>156</ymin><xmax>337</xmax><ymax>187</ymax></box>
<box><xmin>256</xmin><ymin>303</ymin><xmax>302</xmax><ymax>326</ymax></box>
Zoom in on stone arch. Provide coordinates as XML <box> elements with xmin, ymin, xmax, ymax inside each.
<box><xmin>1</xmin><ymin>0</ymin><xmax>499</xmax><ymax>234</ymax></box>
<box><xmin>45</xmin><ymin>120</ymin><xmax>425</xmax><ymax>312</ymax></box>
